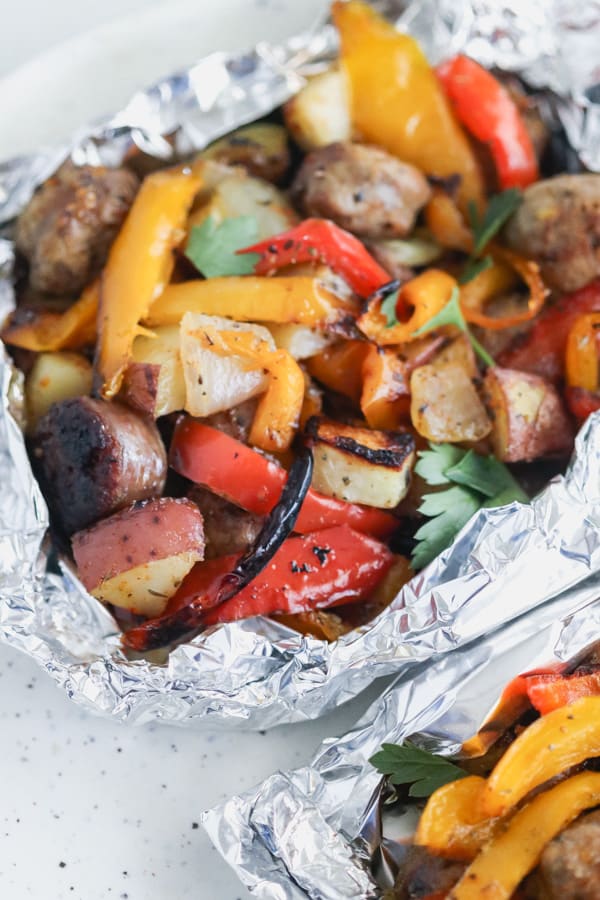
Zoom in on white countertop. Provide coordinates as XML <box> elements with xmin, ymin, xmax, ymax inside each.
<box><xmin>0</xmin><ymin>3</ymin><xmax>375</xmax><ymax>898</ymax></box>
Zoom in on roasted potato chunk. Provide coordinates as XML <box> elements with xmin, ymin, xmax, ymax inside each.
<box><xmin>410</xmin><ymin>362</ymin><xmax>492</xmax><ymax>443</ymax></box>
<box><xmin>25</xmin><ymin>351</ymin><xmax>93</xmax><ymax>432</ymax></box>
<box><xmin>284</xmin><ymin>70</ymin><xmax>351</xmax><ymax>151</ymax></box>
<box><xmin>200</xmin><ymin>123</ymin><xmax>290</xmax><ymax>184</ymax></box>
<box><xmin>72</xmin><ymin>498</ymin><xmax>205</xmax><ymax>617</ymax></box>
<box><xmin>120</xmin><ymin>325</ymin><xmax>185</xmax><ymax>418</ymax></box>
<box><xmin>307</xmin><ymin>417</ymin><xmax>415</xmax><ymax>508</ymax></box>
<box><xmin>483</xmin><ymin>367</ymin><xmax>574</xmax><ymax>462</ymax></box>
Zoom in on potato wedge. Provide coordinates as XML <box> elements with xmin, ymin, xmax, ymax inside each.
<box><xmin>410</xmin><ymin>362</ymin><xmax>492</xmax><ymax>443</ymax></box>
<box><xmin>431</xmin><ymin>334</ymin><xmax>478</xmax><ymax>379</ymax></box>
<box><xmin>484</xmin><ymin>367</ymin><xmax>574</xmax><ymax>462</ymax></box>
<box><xmin>267</xmin><ymin>323</ymin><xmax>333</xmax><ymax>360</ymax></box>
<box><xmin>180</xmin><ymin>313</ymin><xmax>273</xmax><ymax>417</ymax></box>
<box><xmin>71</xmin><ymin>498</ymin><xmax>205</xmax><ymax>617</ymax></box>
<box><xmin>120</xmin><ymin>325</ymin><xmax>185</xmax><ymax>417</ymax></box>
<box><xmin>307</xmin><ymin>417</ymin><xmax>415</xmax><ymax>508</ymax></box>
<box><xmin>284</xmin><ymin>70</ymin><xmax>351</xmax><ymax>150</ymax></box>
<box><xmin>200</xmin><ymin>123</ymin><xmax>290</xmax><ymax>183</ymax></box>
<box><xmin>26</xmin><ymin>351</ymin><xmax>93</xmax><ymax>432</ymax></box>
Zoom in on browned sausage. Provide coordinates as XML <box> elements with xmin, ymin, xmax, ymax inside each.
<box><xmin>533</xmin><ymin>808</ymin><xmax>600</xmax><ymax>899</ymax></box>
<box><xmin>504</xmin><ymin>174</ymin><xmax>600</xmax><ymax>293</ymax></box>
<box><xmin>291</xmin><ymin>142</ymin><xmax>431</xmax><ymax>239</ymax></box>
<box><xmin>33</xmin><ymin>397</ymin><xmax>166</xmax><ymax>534</ymax></box>
<box><xmin>188</xmin><ymin>486</ymin><xmax>264</xmax><ymax>559</ymax></box>
<box><xmin>16</xmin><ymin>162</ymin><xmax>139</xmax><ymax>296</ymax></box>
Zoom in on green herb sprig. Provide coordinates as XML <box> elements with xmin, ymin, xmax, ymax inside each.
<box><xmin>460</xmin><ymin>188</ymin><xmax>522</xmax><ymax>284</ymax></box>
<box><xmin>185</xmin><ymin>215</ymin><xmax>260</xmax><ymax>278</ymax></box>
<box><xmin>370</xmin><ymin>741</ymin><xmax>468</xmax><ymax>797</ymax></box>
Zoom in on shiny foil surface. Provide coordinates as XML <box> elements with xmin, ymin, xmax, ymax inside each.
<box><xmin>204</xmin><ymin>581</ymin><xmax>600</xmax><ymax>898</ymax></box>
<box><xmin>2</xmin><ymin>1</ymin><xmax>600</xmax><ymax>729</ymax></box>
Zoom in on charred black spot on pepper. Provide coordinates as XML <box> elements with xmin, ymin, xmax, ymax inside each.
<box><xmin>312</xmin><ymin>545</ymin><xmax>331</xmax><ymax>565</ymax></box>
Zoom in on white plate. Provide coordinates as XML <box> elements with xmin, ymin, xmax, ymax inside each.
<box><xmin>0</xmin><ymin>0</ymin><xmax>327</xmax><ymax>163</ymax></box>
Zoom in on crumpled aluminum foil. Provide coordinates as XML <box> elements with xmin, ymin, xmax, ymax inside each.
<box><xmin>2</xmin><ymin>0</ymin><xmax>600</xmax><ymax>729</ymax></box>
<box><xmin>204</xmin><ymin>578</ymin><xmax>600</xmax><ymax>898</ymax></box>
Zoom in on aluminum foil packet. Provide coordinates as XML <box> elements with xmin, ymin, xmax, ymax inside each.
<box><xmin>2</xmin><ymin>0</ymin><xmax>600</xmax><ymax>729</ymax></box>
<box><xmin>204</xmin><ymin>578</ymin><xmax>600</xmax><ymax>899</ymax></box>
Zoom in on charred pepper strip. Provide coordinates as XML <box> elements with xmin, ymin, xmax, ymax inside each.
<box><xmin>124</xmin><ymin>524</ymin><xmax>392</xmax><ymax>650</ymax></box>
<box><xmin>170</xmin><ymin>418</ymin><xmax>397</xmax><ymax>539</ymax></box>
<box><xmin>237</xmin><ymin>218</ymin><xmax>391</xmax><ymax>298</ymax></box>
<box><xmin>436</xmin><ymin>55</ymin><xmax>539</xmax><ymax>191</ymax></box>
<box><xmin>201</xmin><ymin>524</ymin><xmax>394</xmax><ymax>626</ymax></box>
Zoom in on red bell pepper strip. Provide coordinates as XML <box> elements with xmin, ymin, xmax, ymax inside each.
<box><xmin>565</xmin><ymin>386</ymin><xmax>600</xmax><ymax>423</ymax></box>
<box><xmin>525</xmin><ymin>672</ymin><xmax>600</xmax><ymax>716</ymax></box>
<box><xmin>123</xmin><ymin>525</ymin><xmax>393</xmax><ymax>650</ymax></box>
<box><xmin>436</xmin><ymin>55</ymin><xmax>538</xmax><ymax>190</ymax></box>
<box><xmin>170</xmin><ymin>418</ymin><xmax>398</xmax><ymax>539</ymax></box>
<box><xmin>201</xmin><ymin>524</ymin><xmax>393</xmax><ymax>625</ymax></box>
<box><xmin>498</xmin><ymin>280</ymin><xmax>600</xmax><ymax>382</ymax></box>
<box><xmin>237</xmin><ymin>218</ymin><xmax>391</xmax><ymax>298</ymax></box>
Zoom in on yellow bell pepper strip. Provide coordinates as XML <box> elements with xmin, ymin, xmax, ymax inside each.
<box><xmin>482</xmin><ymin>695</ymin><xmax>600</xmax><ymax>818</ymax></box>
<box><xmin>144</xmin><ymin>275</ymin><xmax>351</xmax><ymax>328</ymax></box>
<box><xmin>357</xmin><ymin>270</ymin><xmax>457</xmax><ymax>345</ymax></box>
<box><xmin>424</xmin><ymin>191</ymin><xmax>474</xmax><ymax>254</ymax></box>
<box><xmin>415</xmin><ymin>775</ymin><xmax>497</xmax><ymax>862</ymax></box>
<box><xmin>1</xmin><ymin>280</ymin><xmax>99</xmax><ymax>352</ymax></box>
<box><xmin>460</xmin><ymin>246</ymin><xmax>548</xmax><ymax>330</ymax></box>
<box><xmin>437</xmin><ymin>55</ymin><xmax>539</xmax><ymax>191</ymax></box>
<box><xmin>94</xmin><ymin>169</ymin><xmax>201</xmax><ymax>398</ymax></box>
<box><xmin>305</xmin><ymin>340</ymin><xmax>369</xmax><ymax>404</ymax></box>
<box><xmin>360</xmin><ymin>344</ymin><xmax>410</xmax><ymax>429</ymax></box>
<box><xmin>186</xmin><ymin>326</ymin><xmax>304</xmax><ymax>452</ymax></box>
<box><xmin>333</xmin><ymin>0</ymin><xmax>485</xmax><ymax>213</ymax></box>
<box><xmin>450</xmin><ymin>771</ymin><xmax>600</xmax><ymax>900</ymax></box>
<box><xmin>565</xmin><ymin>312</ymin><xmax>600</xmax><ymax>392</ymax></box>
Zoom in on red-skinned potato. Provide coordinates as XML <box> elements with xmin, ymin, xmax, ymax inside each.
<box><xmin>71</xmin><ymin>498</ymin><xmax>205</xmax><ymax>617</ymax></box>
<box><xmin>120</xmin><ymin>325</ymin><xmax>185</xmax><ymax>417</ymax></box>
<box><xmin>484</xmin><ymin>367</ymin><xmax>574</xmax><ymax>462</ymax></box>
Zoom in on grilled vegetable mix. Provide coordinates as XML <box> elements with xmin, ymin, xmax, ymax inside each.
<box><xmin>5</xmin><ymin>0</ymin><xmax>595</xmax><ymax>650</ymax></box>
<box><xmin>372</xmin><ymin>651</ymin><xmax>600</xmax><ymax>899</ymax></box>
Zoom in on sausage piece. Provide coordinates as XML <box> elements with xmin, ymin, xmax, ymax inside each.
<box><xmin>533</xmin><ymin>808</ymin><xmax>600</xmax><ymax>899</ymax></box>
<box><xmin>504</xmin><ymin>174</ymin><xmax>600</xmax><ymax>293</ymax></box>
<box><xmin>33</xmin><ymin>397</ymin><xmax>166</xmax><ymax>534</ymax></box>
<box><xmin>16</xmin><ymin>162</ymin><xmax>139</xmax><ymax>296</ymax></box>
<box><xmin>291</xmin><ymin>142</ymin><xmax>431</xmax><ymax>240</ymax></box>
<box><xmin>188</xmin><ymin>486</ymin><xmax>264</xmax><ymax>559</ymax></box>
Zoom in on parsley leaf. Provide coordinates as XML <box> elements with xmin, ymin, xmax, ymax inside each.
<box><xmin>468</xmin><ymin>189</ymin><xmax>522</xmax><ymax>256</ymax></box>
<box><xmin>185</xmin><ymin>215</ymin><xmax>261</xmax><ymax>278</ymax></box>
<box><xmin>459</xmin><ymin>254</ymin><xmax>493</xmax><ymax>285</ymax></box>
<box><xmin>412</xmin><ymin>286</ymin><xmax>495</xmax><ymax>368</ymax></box>
<box><xmin>381</xmin><ymin>290</ymin><xmax>400</xmax><ymax>328</ymax></box>
<box><xmin>414</xmin><ymin>443</ymin><xmax>465</xmax><ymax>486</ymax></box>
<box><xmin>412</xmin><ymin>443</ymin><xmax>529</xmax><ymax>569</ymax></box>
<box><xmin>412</xmin><ymin>485</ymin><xmax>481</xmax><ymax>569</ymax></box>
<box><xmin>370</xmin><ymin>741</ymin><xmax>468</xmax><ymax>798</ymax></box>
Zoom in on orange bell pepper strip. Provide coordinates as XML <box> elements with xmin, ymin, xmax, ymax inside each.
<box><xmin>185</xmin><ymin>326</ymin><xmax>305</xmax><ymax>452</ymax></box>
<box><xmin>305</xmin><ymin>340</ymin><xmax>368</xmax><ymax>404</ymax></box>
<box><xmin>144</xmin><ymin>275</ymin><xmax>351</xmax><ymax>328</ymax></box>
<box><xmin>482</xmin><ymin>695</ymin><xmax>600</xmax><ymax>818</ymax></box>
<box><xmin>415</xmin><ymin>776</ymin><xmax>497</xmax><ymax>862</ymax></box>
<box><xmin>565</xmin><ymin>312</ymin><xmax>600</xmax><ymax>392</ymax></box>
<box><xmin>525</xmin><ymin>671</ymin><xmax>600</xmax><ymax>716</ymax></box>
<box><xmin>170</xmin><ymin>418</ymin><xmax>398</xmax><ymax>539</ymax></box>
<box><xmin>460</xmin><ymin>246</ymin><xmax>548</xmax><ymax>331</ymax></box>
<box><xmin>1</xmin><ymin>280</ymin><xmax>99</xmax><ymax>352</ymax></box>
<box><xmin>94</xmin><ymin>168</ymin><xmax>200</xmax><ymax>398</ymax></box>
<box><xmin>450</xmin><ymin>771</ymin><xmax>600</xmax><ymax>900</ymax></box>
<box><xmin>357</xmin><ymin>270</ymin><xmax>457</xmax><ymax>345</ymax></box>
<box><xmin>333</xmin><ymin>1</ymin><xmax>485</xmax><ymax>213</ymax></box>
<box><xmin>436</xmin><ymin>55</ymin><xmax>539</xmax><ymax>190</ymax></box>
<box><xmin>360</xmin><ymin>344</ymin><xmax>410</xmax><ymax>429</ymax></box>
<box><xmin>424</xmin><ymin>191</ymin><xmax>473</xmax><ymax>254</ymax></box>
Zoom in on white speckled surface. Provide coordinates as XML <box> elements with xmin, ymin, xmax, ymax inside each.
<box><xmin>0</xmin><ymin>642</ymin><xmax>383</xmax><ymax>898</ymax></box>
<box><xmin>0</xmin><ymin>2</ymin><xmax>378</xmax><ymax>897</ymax></box>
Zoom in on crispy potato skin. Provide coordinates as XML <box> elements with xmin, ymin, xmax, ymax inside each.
<box><xmin>483</xmin><ymin>367</ymin><xmax>574</xmax><ymax>463</ymax></box>
<box><xmin>33</xmin><ymin>397</ymin><xmax>167</xmax><ymax>534</ymax></box>
<box><xmin>72</xmin><ymin>497</ymin><xmax>204</xmax><ymax>591</ymax></box>
<box><xmin>504</xmin><ymin>175</ymin><xmax>600</xmax><ymax>293</ymax></box>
